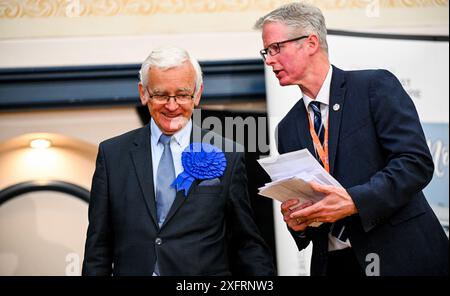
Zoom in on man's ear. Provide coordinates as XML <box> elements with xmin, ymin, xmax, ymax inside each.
<box><xmin>193</xmin><ymin>84</ymin><xmax>203</xmax><ymax>107</ymax></box>
<box><xmin>138</xmin><ymin>83</ymin><xmax>148</xmax><ymax>105</ymax></box>
<box><xmin>306</xmin><ymin>34</ymin><xmax>320</xmax><ymax>55</ymax></box>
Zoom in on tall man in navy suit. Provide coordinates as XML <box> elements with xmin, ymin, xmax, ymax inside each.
<box><xmin>82</xmin><ymin>46</ymin><xmax>275</xmax><ymax>276</ymax></box>
<box><xmin>255</xmin><ymin>2</ymin><xmax>448</xmax><ymax>276</ymax></box>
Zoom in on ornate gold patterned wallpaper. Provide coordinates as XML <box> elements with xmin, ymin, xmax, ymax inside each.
<box><xmin>0</xmin><ymin>0</ymin><xmax>447</xmax><ymax>18</ymax></box>
<box><xmin>0</xmin><ymin>0</ymin><xmax>448</xmax><ymax>38</ymax></box>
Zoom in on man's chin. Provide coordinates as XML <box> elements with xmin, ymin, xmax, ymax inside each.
<box><xmin>276</xmin><ymin>76</ymin><xmax>291</xmax><ymax>86</ymax></box>
<box><xmin>161</xmin><ymin>117</ymin><xmax>188</xmax><ymax>133</ymax></box>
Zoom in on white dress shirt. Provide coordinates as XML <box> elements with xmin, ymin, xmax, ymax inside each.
<box><xmin>302</xmin><ymin>65</ymin><xmax>332</xmax><ymax>131</ymax></box>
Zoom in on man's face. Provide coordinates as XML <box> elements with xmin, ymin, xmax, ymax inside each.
<box><xmin>262</xmin><ymin>22</ymin><xmax>309</xmax><ymax>86</ymax></box>
<box><xmin>139</xmin><ymin>61</ymin><xmax>201</xmax><ymax>135</ymax></box>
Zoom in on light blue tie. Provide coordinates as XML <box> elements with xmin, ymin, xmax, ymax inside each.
<box><xmin>153</xmin><ymin>134</ymin><xmax>176</xmax><ymax>276</ymax></box>
<box><xmin>155</xmin><ymin>134</ymin><xmax>176</xmax><ymax>227</ymax></box>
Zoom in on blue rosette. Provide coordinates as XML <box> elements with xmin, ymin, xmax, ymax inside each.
<box><xmin>171</xmin><ymin>143</ymin><xmax>227</xmax><ymax>196</ymax></box>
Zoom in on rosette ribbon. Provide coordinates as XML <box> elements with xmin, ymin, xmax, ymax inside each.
<box><xmin>171</xmin><ymin>142</ymin><xmax>227</xmax><ymax>196</ymax></box>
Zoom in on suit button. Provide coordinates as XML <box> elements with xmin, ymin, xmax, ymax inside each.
<box><xmin>155</xmin><ymin>237</ymin><xmax>162</xmax><ymax>245</ymax></box>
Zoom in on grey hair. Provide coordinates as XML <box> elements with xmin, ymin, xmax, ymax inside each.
<box><xmin>254</xmin><ymin>2</ymin><xmax>328</xmax><ymax>55</ymax></box>
<box><xmin>139</xmin><ymin>46</ymin><xmax>203</xmax><ymax>97</ymax></box>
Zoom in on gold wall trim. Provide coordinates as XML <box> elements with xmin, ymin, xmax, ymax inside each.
<box><xmin>0</xmin><ymin>0</ymin><xmax>448</xmax><ymax>19</ymax></box>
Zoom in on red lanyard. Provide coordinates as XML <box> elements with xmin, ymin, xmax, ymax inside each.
<box><xmin>307</xmin><ymin>112</ymin><xmax>329</xmax><ymax>173</ymax></box>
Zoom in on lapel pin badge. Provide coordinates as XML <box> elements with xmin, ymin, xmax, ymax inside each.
<box><xmin>333</xmin><ymin>104</ymin><xmax>340</xmax><ymax>111</ymax></box>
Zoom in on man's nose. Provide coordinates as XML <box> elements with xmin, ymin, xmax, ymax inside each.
<box><xmin>165</xmin><ymin>97</ymin><xmax>179</xmax><ymax>110</ymax></box>
<box><xmin>265</xmin><ymin>54</ymin><xmax>276</xmax><ymax>66</ymax></box>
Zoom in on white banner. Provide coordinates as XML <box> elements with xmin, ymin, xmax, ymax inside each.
<box><xmin>265</xmin><ymin>34</ymin><xmax>449</xmax><ymax>276</ymax></box>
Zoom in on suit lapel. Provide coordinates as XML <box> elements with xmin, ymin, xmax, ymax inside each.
<box><xmin>161</xmin><ymin>189</ymin><xmax>189</xmax><ymax>228</ymax></box>
<box><xmin>328</xmin><ymin>66</ymin><xmax>346</xmax><ymax>175</ymax></box>
<box><xmin>130</xmin><ymin>125</ymin><xmax>158</xmax><ymax>227</ymax></box>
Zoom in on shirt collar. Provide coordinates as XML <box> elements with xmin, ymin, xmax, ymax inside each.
<box><xmin>303</xmin><ymin>64</ymin><xmax>333</xmax><ymax>108</ymax></box>
<box><xmin>150</xmin><ymin>118</ymin><xmax>192</xmax><ymax>147</ymax></box>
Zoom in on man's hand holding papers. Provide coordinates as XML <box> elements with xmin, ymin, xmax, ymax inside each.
<box><xmin>287</xmin><ymin>182</ymin><xmax>358</xmax><ymax>230</ymax></box>
<box><xmin>281</xmin><ymin>199</ymin><xmax>315</xmax><ymax>232</ymax></box>
<box><xmin>257</xmin><ymin>149</ymin><xmax>357</xmax><ymax>230</ymax></box>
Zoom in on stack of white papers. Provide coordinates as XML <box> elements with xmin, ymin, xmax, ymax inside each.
<box><xmin>257</xmin><ymin>149</ymin><xmax>343</xmax><ymax>227</ymax></box>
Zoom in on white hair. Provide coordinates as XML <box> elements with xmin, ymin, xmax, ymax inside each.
<box><xmin>254</xmin><ymin>2</ymin><xmax>328</xmax><ymax>55</ymax></box>
<box><xmin>139</xmin><ymin>46</ymin><xmax>203</xmax><ymax>97</ymax></box>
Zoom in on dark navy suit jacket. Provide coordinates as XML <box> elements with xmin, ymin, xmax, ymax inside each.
<box><xmin>82</xmin><ymin>125</ymin><xmax>275</xmax><ymax>276</ymax></box>
<box><xmin>277</xmin><ymin>66</ymin><xmax>449</xmax><ymax>276</ymax></box>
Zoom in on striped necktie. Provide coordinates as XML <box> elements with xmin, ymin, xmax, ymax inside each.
<box><xmin>309</xmin><ymin>101</ymin><xmax>324</xmax><ymax>145</ymax></box>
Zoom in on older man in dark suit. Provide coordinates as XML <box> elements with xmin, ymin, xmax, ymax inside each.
<box><xmin>82</xmin><ymin>46</ymin><xmax>275</xmax><ymax>276</ymax></box>
<box><xmin>255</xmin><ymin>2</ymin><xmax>448</xmax><ymax>276</ymax></box>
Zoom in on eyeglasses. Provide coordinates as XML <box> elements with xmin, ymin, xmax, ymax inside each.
<box><xmin>259</xmin><ymin>35</ymin><xmax>309</xmax><ymax>60</ymax></box>
<box><xmin>146</xmin><ymin>88</ymin><xmax>195</xmax><ymax>104</ymax></box>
